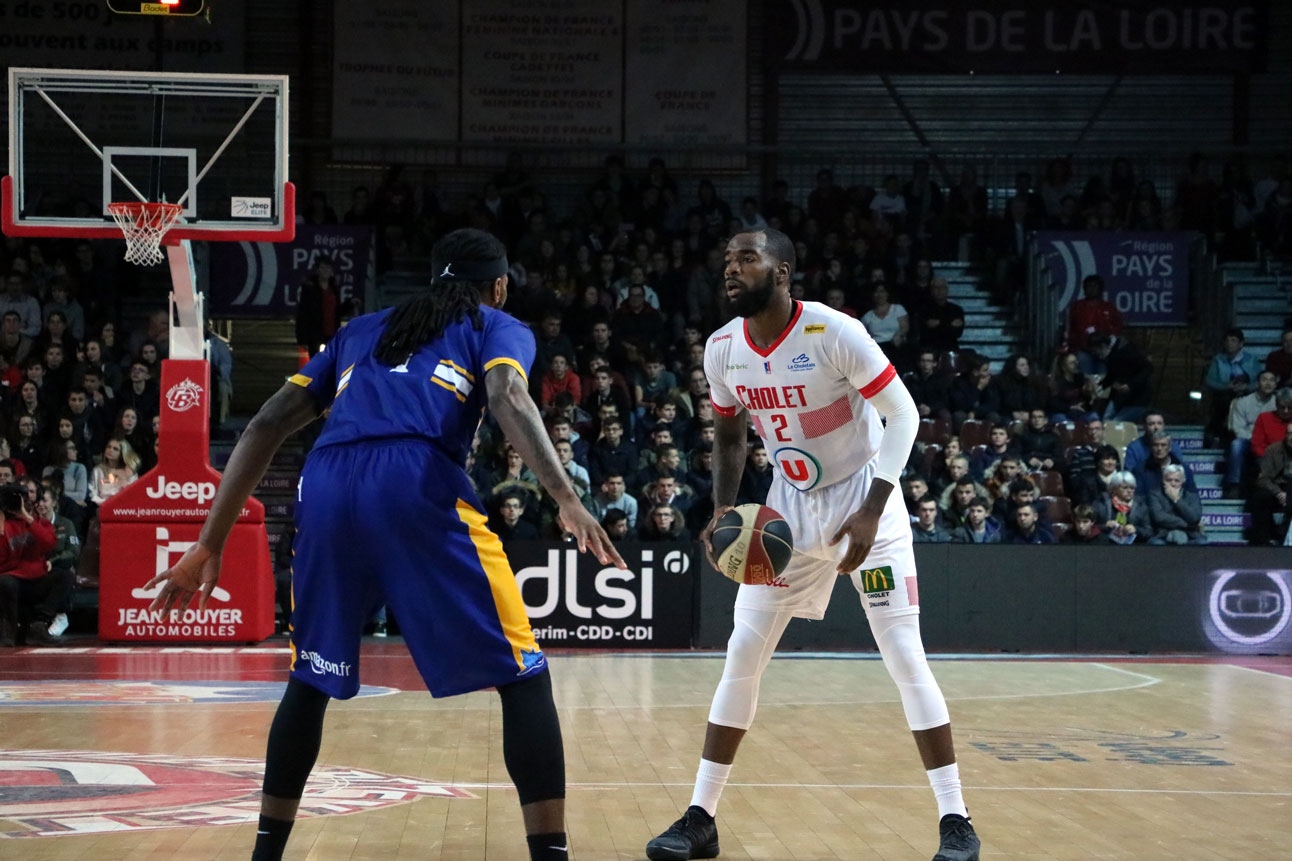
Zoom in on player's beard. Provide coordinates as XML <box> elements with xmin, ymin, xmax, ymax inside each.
<box><xmin>729</xmin><ymin>270</ymin><xmax>776</xmax><ymax>318</ymax></box>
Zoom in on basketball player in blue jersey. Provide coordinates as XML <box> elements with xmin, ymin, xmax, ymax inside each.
<box><xmin>148</xmin><ymin>228</ymin><xmax>624</xmax><ymax>861</ymax></box>
<box><xmin>646</xmin><ymin>228</ymin><xmax>980</xmax><ymax>861</ymax></box>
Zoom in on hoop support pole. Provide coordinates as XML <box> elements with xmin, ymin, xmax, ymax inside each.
<box><xmin>167</xmin><ymin>240</ymin><xmax>206</xmax><ymax>360</ymax></box>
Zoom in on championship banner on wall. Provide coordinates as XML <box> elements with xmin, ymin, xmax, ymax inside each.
<box><xmin>508</xmin><ymin>541</ymin><xmax>697</xmax><ymax>648</ymax></box>
<box><xmin>331</xmin><ymin>0</ymin><xmax>460</xmax><ymax>140</ymax></box>
<box><xmin>1034</xmin><ymin>230</ymin><xmax>1193</xmax><ymax>326</ymax></box>
<box><xmin>624</xmin><ymin>0</ymin><xmax>747</xmax><ymax>146</ymax></box>
<box><xmin>766</xmin><ymin>1</ymin><xmax>1269</xmax><ymax>74</ymax></box>
<box><xmin>207</xmin><ymin>226</ymin><xmax>374</xmax><ymax>318</ymax></box>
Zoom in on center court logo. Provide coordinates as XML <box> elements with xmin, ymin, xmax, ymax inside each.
<box><xmin>0</xmin><ymin>749</ymin><xmax>469</xmax><ymax>838</ymax></box>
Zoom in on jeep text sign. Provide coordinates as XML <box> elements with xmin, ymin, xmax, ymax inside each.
<box><xmin>509</xmin><ymin>542</ymin><xmax>697</xmax><ymax>648</ymax></box>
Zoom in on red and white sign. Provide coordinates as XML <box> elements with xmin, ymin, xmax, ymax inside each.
<box><xmin>98</xmin><ymin>359</ymin><xmax>275</xmax><ymax>642</ymax></box>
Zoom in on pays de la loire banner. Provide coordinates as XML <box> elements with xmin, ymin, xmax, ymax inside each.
<box><xmin>508</xmin><ymin>542</ymin><xmax>697</xmax><ymax>648</ymax></box>
<box><xmin>1034</xmin><ymin>231</ymin><xmax>1194</xmax><ymax>326</ymax></box>
<box><xmin>207</xmin><ymin>226</ymin><xmax>374</xmax><ymax>318</ymax></box>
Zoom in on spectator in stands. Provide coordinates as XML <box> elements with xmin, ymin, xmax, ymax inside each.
<box><xmin>1000</xmin><ymin>502</ymin><xmax>1054</xmax><ymax>545</ymax></box>
<box><xmin>634</xmin><ymin>444</ymin><xmax>687</xmax><ymax>499</ymax></box>
<box><xmin>905</xmin><ymin>349</ymin><xmax>952</xmax><ymax>422</ymax></box>
<box><xmin>0</xmin><ymin>311</ymin><xmax>34</xmax><ymax>367</ymax></box>
<box><xmin>951</xmin><ymin>358</ymin><xmax>1002</xmax><ymax>427</ymax></box>
<box><xmin>8</xmin><ymin>416</ymin><xmax>41</xmax><ymax>477</ymax></box>
<box><xmin>12</xmin><ymin>380</ymin><xmax>49</xmax><ymax>441</ymax></box>
<box><xmin>902</xmin><ymin>476</ymin><xmax>930</xmax><ymax>520</ymax></box>
<box><xmin>490</xmin><ymin>491</ymin><xmax>539</xmax><ymax>547</ymax></box>
<box><xmin>588</xmin><ymin>417</ymin><xmax>637</xmax><ymax>488</ymax></box>
<box><xmin>582</xmin><ymin>365</ymin><xmax>634</xmax><ymax>431</ymax></box>
<box><xmin>1018</xmin><ymin>409</ymin><xmax>1061</xmax><ymax>472</ymax></box>
<box><xmin>594</xmin><ymin>473</ymin><xmax>638</xmax><ymax>529</ymax></box>
<box><xmin>1094</xmin><ymin>471</ymin><xmax>1152</xmax><ymax>544</ymax></box>
<box><xmin>952</xmin><ymin>496</ymin><xmax>1001</xmax><ymax>544</ymax></box>
<box><xmin>926</xmin><ymin>437</ymin><xmax>963</xmax><ymax>494</ymax></box>
<box><xmin>0</xmin><ymin>483</ymin><xmax>62</xmax><ymax>647</ymax></box>
<box><xmin>1226</xmin><ymin>370</ymin><xmax>1279</xmax><ymax>496</ymax></box>
<box><xmin>988</xmin><ymin>195</ymin><xmax>1041</xmax><ymax>304</ymax></box>
<box><xmin>1123</xmin><ymin>412</ymin><xmax>1185</xmax><ymax>473</ymax></box>
<box><xmin>995</xmin><ymin>355</ymin><xmax>1046</xmax><ymax>426</ymax></box>
<box><xmin>638</xmin><ymin>504</ymin><xmax>690</xmax><ymax>542</ymax></box>
<box><xmin>125</xmin><ymin>310</ymin><xmax>170</xmax><ymax>365</ymax></box>
<box><xmin>1059</xmin><ymin>505</ymin><xmax>1109</xmax><ymax>545</ymax></box>
<box><xmin>1251</xmin><ymin>388</ymin><xmax>1292</xmax><ymax>462</ymax></box>
<box><xmin>116</xmin><ymin>359</ymin><xmax>160</xmax><ymax>427</ymax></box>
<box><xmin>294</xmin><ymin>258</ymin><xmax>346</xmax><ymax>359</ymax></box>
<box><xmin>983</xmin><ymin>456</ymin><xmax>1025</xmax><ymax>504</ymax></box>
<box><xmin>1251</xmin><ymin>421</ymin><xmax>1292</xmax><ymax>546</ymax></box>
<box><xmin>1264</xmin><ymin>329</ymin><xmax>1292</xmax><ymax>387</ymax></box>
<box><xmin>41</xmin><ymin>440</ymin><xmax>86</xmax><ymax>528</ymax></box>
<box><xmin>1069</xmin><ymin>444</ymin><xmax>1121</xmax><ymax>507</ymax></box>
<box><xmin>1132</xmin><ymin>430</ymin><xmax>1197</xmax><ymax>493</ymax></box>
<box><xmin>612</xmin><ymin>283</ymin><xmax>666</xmax><ymax>353</ymax></box>
<box><xmin>860</xmin><ymin>284</ymin><xmax>910</xmax><ymax>370</ymax></box>
<box><xmin>1088</xmin><ymin>332</ymin><xmax>1153</xmax><ymax>422</ymax></box>
<box><xmin>89</xmin><ymin>438</ymin><xmax>139</xmax><ymax>506</ymax></box>
<box><xmin>600</xmin><ymin>508</ymin><xmax>634</xmax><ymax>542</ymax></box>
<box><xmin>940</xmin><ymin>476</ymin><xmax>988</xmax><ymax>531</ymax></box>
<box><xmin>42</xmin><ymin>277</ymin><xmax>85</xmax><ymax>344</ymax></box>
<box><xmin>37</xmin><ymin>485</ymin><xmax>79</xmax><ymax>639</ymax></box>
<box><xmin>76</xmin><ymin>339</ymin><xmax>122</xmax><ymax>395</ymax></box>
<box><xmin>631</xmin><ymin>354</ymin><xmax>677</xmax><ymax>423</ymax></box>
<box><xmin>538</xmin><ymin>354</ymin><xmax>580</xmax><ymax>414</ymax></box>
<box><xmin>685</xmin><ymin>441</ymin><xmax>714</xmax><ymax>501</ymax></box>
<box><xmin>553</xmin><ymin>440</ymin><xmax>591</xmax><ymax>498</ymax></box>
<box><xmin>970</xmin><ymin>424</ymin><xmax>1021</xmax><ymax>479</ymax></box>
<box><xmin>911</xmin><ymin>496</ymin><xmax>954</xmax><ymax>543</ymax></box>
<box><xmin>0</xmin><ymin>272</ymin><xmax>42</xmax><ymax>338</ymax></box>
<box><xmin>736</xmin><ymin>444</ymin><xmax>773</xmax><ymax>505</ymax></box>
<box><xmin>67</xmin><ymin>389</ymin><xmax>106</xmax><ymax>465</ymax></box>
<box><xmin>639</xmin><ymin>475</ymin><xmax>693</xmax><ymax>520</ymax></box>
<box><xmin>1048</xmin><ymin>352</ymin><xmax>1099</xmax><ymax>421</ymax></box>
<box><xmin>1145</xmin><ymin>464</ymin><xmax>1206</xmax><ymax>545</ymax></box>
<box><xmin>917</xmin><ymin>278</ymin><xmax>965</xmax><ymax>353</ymax></box>
<box><xmin>992</xmin><ymin>477</ymin><xmax>1048</xmax><ymax>527</ymax></box>
<box><xmin>930</xmin><ymin>454</ymin><xmax>972</xmax><ymax>501</ymax></box>
<box><xmin>1203</xmin><ymin>328</ymin><xmax>1264</xmax><ymax>445</ymax></box>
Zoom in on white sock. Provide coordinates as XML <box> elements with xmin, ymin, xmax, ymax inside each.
<box><xmin>689</xmin><ymin>759</ymin><xmax>732</xmax><ymax>817</ymax></box>
<box><xmin>927</xmin><ymin>762</ymin><xmax>968</xmax><ymax>819</ymax></box>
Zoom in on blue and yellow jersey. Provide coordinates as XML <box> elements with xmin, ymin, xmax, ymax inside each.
<box><xmin>289</xmin><ymin>305</ymin><xmax>535</xmax><ymax>465</ymax></box>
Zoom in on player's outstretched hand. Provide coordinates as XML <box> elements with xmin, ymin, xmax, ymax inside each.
<box><xmin>828</xmin><ymin>508</ymin><xmax>882</xmax><ymax>574</ymax></box>
<box><xmin>558</xmin><ymin>506</ymin><xmax>627</xmax><ymax>569</ymax></box>
<box><xmin>145</xmin><ymin>542</ymin><xmax>223</xmax><ymax>614</ymax></box>
<box><xmin>699</xmin><ymin>504</ymin><xmax>736</xmax><ymax>571</ymax></box>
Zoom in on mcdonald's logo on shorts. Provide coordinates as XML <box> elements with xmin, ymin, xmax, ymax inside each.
<box><xmin>861</xmin><ymin>566</ymin><xmax>894</xmax><ymax>594</ymax></box>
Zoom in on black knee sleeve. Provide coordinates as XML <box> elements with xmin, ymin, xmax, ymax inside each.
<box><xmin>497</xmin><ymin>670</ymin><xmax>565</xmax><ymax>805</ymax></box>
<box><xmin>262</xmin><ymin>678</ymin><xmax>330</xmax><ymax>799</ymax></box>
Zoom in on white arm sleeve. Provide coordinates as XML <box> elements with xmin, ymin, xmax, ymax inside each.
<box><xmin>865</xmin><ymin>376</ymin><xmax>919</xmax><ymax>487</ymax></box>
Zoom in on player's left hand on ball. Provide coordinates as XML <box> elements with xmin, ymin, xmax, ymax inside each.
<box><xmin>828</xmin><ymin>509</ymin><xmax>881</xmax><ymax>574</ymax></box>
<box><xmin>145</xmin><ymin>542</ymin><xmax>222</xmax><ymax>614</ymax></box>
<box><xmin>700</xmin><ymin>504</ymin><xmax>736</xmax><ymax>571</ymax></box>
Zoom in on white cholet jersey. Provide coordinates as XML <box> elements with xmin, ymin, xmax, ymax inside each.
<box><xmin>705</xmin><ymin>300</ymin><xmax>897</xmax><ymax>493</ymax></box>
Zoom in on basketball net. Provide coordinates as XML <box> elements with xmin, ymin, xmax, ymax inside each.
<box><xmin>107</xmin><ymin>201</ymin><xmax>184</xmax><ymax>267</ymax></box>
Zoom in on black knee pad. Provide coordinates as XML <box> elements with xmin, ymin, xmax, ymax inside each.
<box><xmin>497</xmin><ymin>670</ymin><xmax>565</xmax><ymax>804</ymax></box>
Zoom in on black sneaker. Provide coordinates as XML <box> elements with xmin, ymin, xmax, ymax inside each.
<box><xmin>646</xmin><ymin>805</ymin><xmax>719</xmax><ymax>861</ymax></box>
<box><xmin>933</xmin><ymin>813</ymin><xmax>980</xmax><ymax>861</ymax></box>
<box><xmin>23</xmin><ymin>621</ymin><xmax>59</xmax><ymax>647</ymax></box>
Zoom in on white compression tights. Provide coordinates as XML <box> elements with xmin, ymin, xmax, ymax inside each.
<box><xmin>708</xmin><ymin>606</ymin><xmax>949</xmax><ymax>731</ymax></box>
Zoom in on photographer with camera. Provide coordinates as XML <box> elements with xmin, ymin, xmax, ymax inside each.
<box><xmin>0</xmin><ymin>482</ymin><xmax>62</xmax><ymax>646</ymax></box>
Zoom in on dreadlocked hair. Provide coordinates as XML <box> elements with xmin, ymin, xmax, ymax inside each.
<box><xmin>373</xmin><ymin>228</ymin><xmax>504</xmax><ymax>365</ymax></box>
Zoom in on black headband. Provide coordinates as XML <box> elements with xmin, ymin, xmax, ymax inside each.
<box><xmin>431</xmin><ymin>257</ymin><xmax>509</xmax><ymax>282</ymax></box>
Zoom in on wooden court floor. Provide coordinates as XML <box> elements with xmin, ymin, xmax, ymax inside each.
<box><xmin>0</xmin><ymin>642</ymin><xmax>1289</xmax><ymax>860</ymax></box>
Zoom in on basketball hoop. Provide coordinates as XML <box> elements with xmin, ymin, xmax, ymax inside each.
<box><xmin>107</xmin><ymin>201</ymin><xmax>184</xmax><ymax>266</ymax></box>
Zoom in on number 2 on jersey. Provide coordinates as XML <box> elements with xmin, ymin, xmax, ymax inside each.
<box><xmin>769</xmin><ymin>413</ymin><xmax>791</xmax><ymax>442</ymax></box>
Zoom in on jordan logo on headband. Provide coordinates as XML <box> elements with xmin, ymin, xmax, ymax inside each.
<box><xmin>440</xmin><ymin>264</ymin><xmax>454</xmax><ymax>278</ymax></box>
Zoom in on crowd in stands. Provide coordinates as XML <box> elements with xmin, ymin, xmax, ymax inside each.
<box><xmin>4</xmin><ymin>148</ymin><xmax>1290</xmax><ymax>640</ymax></box>
<box><xmin>0</xmin><ymin>240</ymin><xmax>175</xmax><ymax>644</ymax></box>
<box><xmin>291</xmin><ymin>152</ymin><xmax>1291</xmax><ymax>550</ymax></box>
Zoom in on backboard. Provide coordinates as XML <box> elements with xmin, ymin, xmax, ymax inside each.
<box><xmin>2</xmin><ymin>67</ymin><xmax>293</xmax><ymax>243</ymax></box>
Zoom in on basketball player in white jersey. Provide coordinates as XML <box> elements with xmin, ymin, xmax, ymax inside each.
<box><xmin>646</xmin><ymin>228</ymin><xmax>980</xmax><ymax>861</ymax></box>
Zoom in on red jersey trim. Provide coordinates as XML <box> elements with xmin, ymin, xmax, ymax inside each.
<box><xmin>743</xmin><ymin>301</ymin><xmax>803</xmax><ymax>358</ymax></box>
<box><xmin>711</xmin><ymin>398</ymin><xmax>740</xmax><ymax>417</ymax></box>
<box><xmin>858</xmin><ymin>363</ymin><xmax>898</xmax><ymax>399</ymax></box>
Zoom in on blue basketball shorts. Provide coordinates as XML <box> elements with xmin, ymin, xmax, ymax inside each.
<box><xmin>287</xmin><ymin>439</ymin><xmax>546</xmax><ymax>699</ymax></box>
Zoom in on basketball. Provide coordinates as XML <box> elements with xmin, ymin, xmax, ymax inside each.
<box><xmin>710</xmin><ymin>504</ymin><xmax>794</xmax><ymax>585</ymax></box>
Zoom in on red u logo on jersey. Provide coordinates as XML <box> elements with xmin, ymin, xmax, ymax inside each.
<box><xmin>773</xmin><ymin>446</ymin><xmax>822</xmax><ymax>490</ymax></box>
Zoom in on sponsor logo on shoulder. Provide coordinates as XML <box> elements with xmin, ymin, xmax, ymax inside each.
<box><xmin>711</xmin><ymin>333</ymin><xmax>732</xmax><ymax>343</ymax></box>
<box><xmin>803</xmin><ymin>323</ymin><xmax>826</xmax><ymax>334</ymax></box>
<box><xmin>787</xmin><ymin>353</ymin><xmax>816</xmax><ymax>372</ymax></box>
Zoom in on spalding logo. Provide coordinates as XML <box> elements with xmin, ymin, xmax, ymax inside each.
<box><xmin>166</xmin><ymin>378</ymin><xmax>204</xmax><ymax>412</ymax></box>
